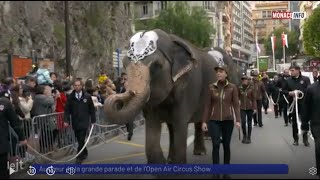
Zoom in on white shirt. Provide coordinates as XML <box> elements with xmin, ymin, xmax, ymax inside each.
<box><xmin>75</xmin><ymin>91</ymin><xmax>83</xmax><ymax>100</ymax></box>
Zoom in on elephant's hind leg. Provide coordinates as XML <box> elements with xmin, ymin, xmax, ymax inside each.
<box><xmin>145</xmin><ymin>119</ymin><xmax>166</xmax><ymax>164</ymax></box>
<box><xmin>167</xmin><ymin>123</ymin><xmax>175</xmax><ymax>164</ymax></box>
<box><xmin>193</xmin><ymin>122</ymin><xmax>207</xmax><ymax>155</ymax></box>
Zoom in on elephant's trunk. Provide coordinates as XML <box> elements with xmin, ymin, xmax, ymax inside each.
<box><xmin>104</xmin><ymin>63</ymin><xmax>150</xmax><ymax>125</ymax></box>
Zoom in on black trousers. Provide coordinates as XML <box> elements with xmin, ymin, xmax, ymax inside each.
<box><xmin>207</xmin><ymin>120</ymin><xmax>234</xmax><ymax>164</ymax></box>
<box><xmin>274</xmin><ymin>104</ymin><xmax>279</xmax><ymax>117</ymax></box>
<box><xmin>312</xmin><ymin>126</ymin><xmax>320</xmax><ymax>176</ymax></box>
<box><xmin>290</xmin><ymin>109</ymin><xmax>300</xmax><ymax>141</ymax></box>
<box><xmin>280</xmin><ymin>101</ymin><xmax>288</xmax><ymax>124</ymax></box>
<box><xmin>253</xmin><ymin>100</ymin><xmax>263</xmax><ymax>126</ymax></box>
<box><xmin>240</xmin><ymin>110</ymin><xmax>253</xmax><ymax>138</ymax></box>
<box><xmin>126</xmin><ymin>122</ymin><xmax>134</xmax><ymax>137</ymax></box>
<box><xmin>0</xmin><ymin>153</ymin><xmax>9</xmax><ymax>179</ymax></box>
<box><xmin>74</xmin><ymin>129</ymin><xmax>88</xmax><ymax>159</ymax></box>
<box><xmin>262</xmin><ymin>96</ymin><xmax>269</xmax><ymax>112</ymax></box>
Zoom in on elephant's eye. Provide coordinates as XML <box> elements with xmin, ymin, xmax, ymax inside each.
<box><xmin>150</xmin><ymin>61</ymin><xmax>162</xmax><ymax>77</ymax></box>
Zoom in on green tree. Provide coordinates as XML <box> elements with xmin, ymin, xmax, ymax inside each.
<box><xmin>135</xmin><ymin>2</ymin><xmax>215</xmax><ymax>48</ymax></box>
<box><xmin>303</xmin><ymin>7</ymin><xmax>320</xmax><ymax>57</ymax></box>
<box><xmin>264</xmin><ymin>27</ymin><xmax>299</xmax><ymax>60</ymax></box>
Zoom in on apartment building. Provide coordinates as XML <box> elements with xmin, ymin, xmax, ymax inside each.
<box><xmin>134</xmin><ymin>1</ymin><xmax>254</xmax><ymax>67</ymax></box>
<box><xmin>134</xmin><ymin>1</ymin><xmax>218</xmax><ymax>47</ymax></box>
<box><xmin>298</xmin><ymin>1</ymin><xmax>313</xmax><ymax>52</ymax></box>
<box><xmin>231</xmin><ymin>1</ymin><xmax>254</xmax><ymax>67</ymax></box>
<box><xmin>252</xmin><ymin>1</ymin><xmax>290</xmax><ymax>42</ymax></box>
<box><xmin>289</xmin><ymin>1</ymin><xmax>300</xmax><ymax>32</ymax></box>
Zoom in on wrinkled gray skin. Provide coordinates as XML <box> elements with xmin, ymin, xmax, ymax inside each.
<box><xmin>104</xmin><ymin>29</ymin><xmax>240</xmax><ymax>164</ymax></box>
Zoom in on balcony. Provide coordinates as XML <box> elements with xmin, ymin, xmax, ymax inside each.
<box><xmin>243</xmin><ymin>19</ymin><xmax>252</xmax><ymax>27</ymax></box>
<box><xmin>255</xmin><ymin>24</ymin><xmax>266</xmax><ymax>28</ymax></box>
<box><xmin>258</xmin><ymin>31</ymin><xmax>266</xmax><ymax>36</ymax></box>
<box><xmin>233</xmin><ymin>19</ymin><xmax>241</xmax><ymax>26</ymax></box>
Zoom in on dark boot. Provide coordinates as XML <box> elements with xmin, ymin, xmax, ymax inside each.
<box><xmin>242</xmin><ymin>135</ymin><xmax>247</xmax><ymax>144</ymax></box>
<box><xmin>303</xmin><ymin>132</ymin><xmax>310</xmax><ymax>147</ymax></box>
<box><xmin>246</xmin><ymin>136</ymin><xmax>251</xmax><ymax>144</ymax></box>
<box><xmin>293</xmin><ymin>139</ymin><xmax>299</xmax><ymax>146</ymax></box>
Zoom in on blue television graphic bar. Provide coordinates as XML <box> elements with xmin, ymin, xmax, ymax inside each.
<box><xmin>29</xmin><ymin>164</ymin><xmax>289</xmax><ymax>175</ymax></box>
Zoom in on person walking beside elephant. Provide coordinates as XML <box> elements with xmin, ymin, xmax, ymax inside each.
<box><xmin>251</xmin><ymin>71</ymin><xmax>267</xmax><ymax>127</ymax></box>
<box><xmin>202</xmin><ymin>63</ymin><xmax>241</xmax><ymax>179</ymax></box>
<box><xmin>63</xmin><ymin>78</ymin><xmax>96</xmax><ymax>164</ymax></box>
<box><xmin>238</xmin><ymin>75</ymin><xmax>256</xmax><ymax>144</ymax></box>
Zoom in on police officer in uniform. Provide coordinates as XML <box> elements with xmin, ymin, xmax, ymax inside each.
<box><xmin>302</xmin><ymin>75</ymin><xmax>320</xmax><ymax>177</ymax></box>
<box><xmin>282</xmin><ymin>64</ymin><xmax>311</xmax><ymax>146</ymax></box>
<box><xmin>0</xmin><ymin>86</ymin><xmax>27</xmax><ymax>178</ymax></box>
<box><xmin>280</xmin><ymin>70</ymin><xmax>290</xmax><ymax>126</ymax></box>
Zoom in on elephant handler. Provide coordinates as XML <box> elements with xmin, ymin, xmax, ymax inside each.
<box><xmin>238</xmin><ymin>75</ymin><xmax>257</xmax><ymax>144</ymax></box>
<box><xmin>302</xmin><ymin>76</ymin><xmax>320</xmax><ymax>177</ymax></box>
<box><xmin>202</xmin><ymin>63</ymin><xmax>241</xmax><ymax>179</ymax></box>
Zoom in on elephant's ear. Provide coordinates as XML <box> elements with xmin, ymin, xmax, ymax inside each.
<box><xmin>167</xmin><ymin>34</ymin><xmax>198</xmax><ymax>82</ymax></box>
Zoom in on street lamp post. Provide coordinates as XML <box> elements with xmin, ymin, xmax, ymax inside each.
<box><xmin>65</xmin><ymin>1</ymin><xmax>71</xmax><ymax>77</ymax></box>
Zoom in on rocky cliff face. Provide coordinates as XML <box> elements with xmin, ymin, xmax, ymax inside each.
<box><xmin>0</xmin><ymin>1</ymin><xmax>134</xmax><ymax>80</ymax></box>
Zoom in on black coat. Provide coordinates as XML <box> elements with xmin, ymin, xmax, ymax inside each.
<box><xmin>282</xmin><ymin>75</ymin><xmax>311</xmax><ymax>113</ymax></box>
<box><xmin>269</xmin><ymin>80</ymin><xmax>282</xmax><ymax>104</ymax></box>
<box><xmin>0</xmin><ymin>97</ymin><xmax>25</xmax><ymax>154</ymax></box>
<box><xmin>64</xmin><ymin>90</ymin><xmax>96</xmax><ymax>130</ymax></box>
<box><xmin>302</xmin><ymin>82</ymin><xmax>320</xmax><ymax>131</ymax></box>
<box><xmin>279</xmin><ymin>77</ymin><xmax>289</xmax><ymax>104</ymax></box>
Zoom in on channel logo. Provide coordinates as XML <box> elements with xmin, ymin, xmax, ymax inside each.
<box><xmin>27</xmin><ymin>166</ymin><xmax>36</xmax><ymax>176</ymax></box>
<box><xmin>66</xmin><ymin>167</ymin><xmax>76</xmax><ymax>175</ymax></box>
<box><xmin>46</xmin><ymin>166</ymin><xmax>56</xmax><ymax>176</ymax></box>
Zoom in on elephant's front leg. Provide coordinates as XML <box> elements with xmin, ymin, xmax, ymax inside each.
<box><xmin>171</xmin><ymin>121</ymin><xmax>188</xmax><ymax>164</ymax></box>
<box><xmin>145</xmin><ymin>118</ymin><xmax>166</xmax><ymax>164</ymax></box>
<box><xmin>193</xmin><ymin>122</ymin><xmax>207</xmax><ymax>155</ymax></box>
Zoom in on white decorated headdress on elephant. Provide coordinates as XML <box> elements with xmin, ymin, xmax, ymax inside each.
<box><xmin>127</xmin><ymin>31</ymin><xmax>159</xmax><ymax>63</ymax></box>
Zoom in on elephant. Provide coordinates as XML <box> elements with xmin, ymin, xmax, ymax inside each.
<box><xmin>104</xmin><ymin>29</ymin><xmax>241</xmax><ymax>164</ymax></box>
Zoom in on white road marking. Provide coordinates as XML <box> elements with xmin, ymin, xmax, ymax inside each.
<box><xmin>187</xmin><ymin>135</ymin><xmax>195</xmax><ymax>147</ymax></box>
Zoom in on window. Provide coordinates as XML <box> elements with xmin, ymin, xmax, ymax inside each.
<box><xmin>262</xmin><ymin>11</ymin><xmax>267</xmax><ymax>18</ymax></box>
<box><xmin>273</xmin><ymin>27</ymin><xmax>276</xmax><ymax>31</ymax></box>
<box><xmin>143</xmin><ymin>3</ymin><xmax>148</xmax><ymax>15</ymax></box>
<box><xmin>267</xmin><ymin>11</ymin><xmax>272</xmax><ymax>17</ymax></box>
<box><xmin>161</xmin><ymin>1</ymin><xmax>167</xmax><ymax>10</ymax></box>
<box><xmin>124</xmin><ymin>3</ymin><xmax>130</xmax><ymax>16</ymax></box>
<box><xmin>203</xmin><ymin>1</ymin><xmax>211</xmax><ymax>10</ymax></box>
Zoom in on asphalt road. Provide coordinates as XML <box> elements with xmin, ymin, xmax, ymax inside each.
<box><xmin>12</xmin><ymin>109</ymin><xmax>319</xmax><ymax>179</ymax></box>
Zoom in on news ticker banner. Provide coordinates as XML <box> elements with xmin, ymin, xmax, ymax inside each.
<box><xmin>27</xmin><ymin>164</ymin><xmax>289</xmax><ymax>176</ymax></box>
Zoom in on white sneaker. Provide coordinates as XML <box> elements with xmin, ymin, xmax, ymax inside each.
<box><xmin>34</xmin><ymin>134</ymin><xmax>39</xmax><ymax>139</ymax></box>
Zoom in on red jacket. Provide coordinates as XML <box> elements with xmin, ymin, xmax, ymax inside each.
<box><xmin>55</xmin><ymin>93</ymin><xmax>67</xmax><ymax>129</ymax></box>
<box><xmin>56</xmin><ymin>93</ymin><xmax>67</xmax><ymax>112</ymax></box>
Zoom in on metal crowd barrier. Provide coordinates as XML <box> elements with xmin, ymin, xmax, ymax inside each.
<box><xmin>8</xmin><ymin>107</ymin><xmax>145</xmax><ymax>166</ymax></box>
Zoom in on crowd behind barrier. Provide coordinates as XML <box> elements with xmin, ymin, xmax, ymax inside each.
<box><xmin>8</xmin><ymin>107</ymin><xmax>145</xmax><ymax>168</ymax></box>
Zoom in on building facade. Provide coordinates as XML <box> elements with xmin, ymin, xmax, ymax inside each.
<box><xmin>252</xmin><ymin>1</ymin><xmax>290</xmax><ymax>42</ymax></box>
<box><xmin>231</xmin><ymin>1</ymin><xmax>254</xmax><ymax>68</ymax></box>
<box><xmin>134</xmin><ymin>1</ymin><xmax>218</xmax><ymax>47</ymax></box>
<box><xmin>298</xmin><ymin>1</ymin><xmax>313</xmax><ymax>52</ymax></box>
<box><xmin>134</xmin><ymin>1</ymin><xmax>254</xmax><ymax>67</ymax></box>
<box><xmin>289</xmin><ymin>1</ymin><xmax>300</xmax><ymax>32</ymax></box>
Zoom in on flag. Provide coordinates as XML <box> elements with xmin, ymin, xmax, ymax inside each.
<box><xmin>255</xmin><ymin>32</ymin><xmax>261</xmax><ymax>54</ymax></box>
<box><xmin>282</xmin><ymin>33</ymin><xmax>288</xmax><ymax>48</ymax></box>
<box><xmin>271</xmin><ymin>34</ymin><xmax>276</xmax><ymax>53</ymax></box>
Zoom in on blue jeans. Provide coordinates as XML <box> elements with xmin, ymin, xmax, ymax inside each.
<box><xmin>208</xmin><ymin>120</ymin><xmax>234</xmax><ymax>164</ymax></box>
